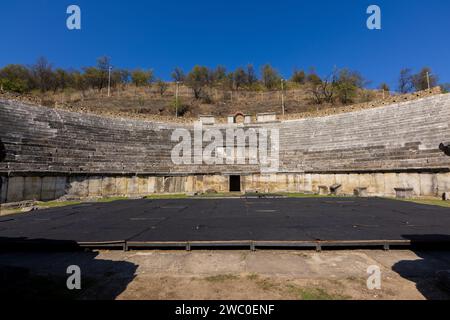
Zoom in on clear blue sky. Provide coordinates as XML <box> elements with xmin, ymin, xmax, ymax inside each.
<box><xmin>1</xmin><ymin>0</ymin><xmax>449</xmax><ymax>89</ymax></box>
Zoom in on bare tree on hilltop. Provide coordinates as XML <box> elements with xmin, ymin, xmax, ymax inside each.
<box><xmin>32</xmin><ymin>57</ymin><xmax>54</xmax><ymax>93</ymax></box>
<box><xmin>412</xmin><ymin>67</ymin><xmax>438</xmax><ymax>91</ymax></box>
<box><xmin>398</xmin><ymin>68</ymin><xmax>414</xmax><ymax>94</ymax></box>
<box><xmin>171</xmin><ymin>67</ymin><xmax>185</xmax><ymax>83</ymax></box>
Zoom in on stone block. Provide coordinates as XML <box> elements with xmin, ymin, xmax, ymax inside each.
<box><xmin>0</xmin><ymin>176</ymin><xmax>8</xmax><ymax>204</ymax></box>
<box><xmin>88</xmin><ymin>176</ymin><xmax>102</xmax><ymax>197</ymax></box>
<box><xmin>6</xmin><ymin>177</ymin><xmax>24</xmax><ymax>203</ymax></box>
<box><xmin>286</xmin><ymin>174</ymin><xmax>296</xmax><ymax>193</ymax></box>
<box><xmin>384</xmin><ymin>173</ymin><xmax>398</xmax><ymax>197</ymax></box>
<box><xmin>311</xmin><ymin>174</ymin><xmax>321</xmax><ymax>193</ymax></box>
<box><xmin>41</xmin><ymin>177</ymin><xmax>57</xmax><ymax>201</ymax></box>
<box><xmin>102</xmin><ymin>177</ymin><xmax>117</xmax><ymax>196</ymax></box>
<box><xmin>194</xmin><ymin>176</ymin><xmax>204</xmax><ymax>193</ymax></box>
<box><xmin>257</xmin><ymin>113</ymin><xmax>277</xmax><ymax>123</ymax></box>
<box><xmin>55</xmin><ymin>177</ymin><xmax>67</xmax><ymax>199</ymax></box>
<box><xmin>116</xmin><ymin>177</ymin><xmax>128</xmax><ymax>196</ymax></box>
<box><xmin>164</xmin><ymin>177</ymin><xmax>173</xmax><ymax>193</ymax></box>
<box><xmin>373</xmin><ymin>173</ymin><xmax>386</xmax><ymax>196</ymax></box>
<box><xmin>330</xmin><ymin>184</ymin><xmax>342</xmax><ymax>195</ymax></box>
<box><xmin>137</xmin><ymin>177</ymin><xmax>149</xmax><ymax>195</ymax></box>
<box><xmin>24</xmin><ymin>177</ymin><xmax>42</xmax><ymax>201</ymax></box>
<box><xmin>322</xmin><ymin>174</ymin><xmax>336</xmax><ymax>189</ymax></box>
<box><xmin>437</xmin><ymin>173</ymin><xmax>450</xmax><ymax>196</ymax></box>
<box><xmin>274</xmin><ymin>174</ymin><xmax>287</xmax><ymax>193</ymax></box>
<box><xmin>127</xmin><ymin>176</ymin><xmax>139</xmax><ymax>195</ymax></box>
<box><xmin>335</xmin><ymin>174</ymin><xmax>351</xmax><ymax>195</ymax></box>
<box><xmin>155</xmin><ymin>177</ymin><xmax>164</xmax><ymax>193</ymax></box>
<box><xmin>199</xmin><ymin>115</ymin><xmax>215</xmax><ymax>125</ymax></box>
<box><xmin>303</xmin><ymin>174</ymin><xmax>312</xmax><ymax>193</ymax></box>
<box><xmin>359</xmin><ymin>174</ymin><xmax>375</xmax><ymax>195</ymax></box>
<box><xmin>419</xmin><ymin>174</ymin><xmax>438</xmax><ymax>197</ymax></box>
<box><xmin>318</xmin><ymin>185</ymin><xmax>329</xmax><ymax>195</ymax></box>
<box><xmin>394</xmin><ymin>187</ymin><xmax>414</xmax><ymax>199</ymax></box>
<box><xmin>148</xmin><ymin>177</ymin><xmax>157</xmax><ymax>194</ymax></box>
<box><xmin>346</xmin><ymin>174</ymin><xmax>361</xmax><ymax>196</ymax></box>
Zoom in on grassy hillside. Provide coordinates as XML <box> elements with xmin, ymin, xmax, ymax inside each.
<box><xmin>0</xmin><ymin>83</ymin><xmax>386</xmax><ymax>119</ymax></box>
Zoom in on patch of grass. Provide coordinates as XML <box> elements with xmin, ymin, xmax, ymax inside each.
<box><xmin>95</xmin><ymin>196</ymin><xmax>130</xmax><ymax>203</ymax></box>
<box><xmin>284</xmin><ymin>193</ymin><xmax>341</xmax><ymax>199</ymax></box>
<box><xmin>36</xmin><ymin>200</ymin><xmax>82</xmax><ymax>208</ymax></box>
<box><xmin>196</xmin><ymin>192</ymin><xmax>242</xmax><ymax>198</ymax></box>
<box><xmin>145</xmin><ymin>194</ymin><xmax>188</xmax><ymax>200</ymax></box>
<box><xmin>256</xmin><ymin>278</ymin><xmax>278</xmax><ymax>291</ymax></box>
<box><xmin>204</xmin><ymin>274</ymin><xmax>239</xmax><ymax>283</ymax></box>
<box><xmin>246</xmin><ymin>273</ymin><xmax>259</xmax><ymax>281</ymax></box>
<box><xmin>407</xmin><ymin>199</ymin><xmax>450</xmax><ymax>208</ymax></box>
<box><xmin>388</xmin><ymin>197</ymin><xmax>450</xmax><ymax>208</ymax></box>
<box><xmin>287</xmin><ymin>284</ymin><xmax>347</xmax><ymax>300</ymax></box>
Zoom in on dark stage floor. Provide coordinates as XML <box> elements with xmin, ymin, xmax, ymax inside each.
<box><xmin>1</xmin><ymin>198</ymin><xmax>450</xmax><ymax>249</ymax></box>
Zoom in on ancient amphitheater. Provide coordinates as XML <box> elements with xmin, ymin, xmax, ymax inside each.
<box><xmin>1</xmin><ymin>93</ymin><xmax>450</xmax><ymax>204</ymax></box>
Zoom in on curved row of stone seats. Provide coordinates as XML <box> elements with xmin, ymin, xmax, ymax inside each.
<box><xmin>1</xmin><ymin>94</ymin><xmax>450</xmax><ymax>176</ymax></box>
<box><xmin>276</xmin><ymin>94</ymin><xmax>450</xmax><ymax>172</ymax></box>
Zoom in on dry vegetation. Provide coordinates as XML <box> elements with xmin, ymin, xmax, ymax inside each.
<box><xmin>0</xmin><ymin>56</ymin><xmax>446</xmax><ymax>122</ymax></box>
<box><xmin>0</xmin><ymin>84</ymin><xmax>443</xmax><ymax>124</ymax></box>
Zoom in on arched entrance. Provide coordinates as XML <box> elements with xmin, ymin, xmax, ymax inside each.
<box><xmin>234</xmin><ymin>112</ymin><xmax>245</xmax><ymax>124</ymax></box>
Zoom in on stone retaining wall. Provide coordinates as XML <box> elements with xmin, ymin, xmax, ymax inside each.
<box><xmin>1</xmin><ymin>172</ymin><xmax>450</xmax><ymax>203</ymax></box>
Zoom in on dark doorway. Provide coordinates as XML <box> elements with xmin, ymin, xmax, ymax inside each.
<box><xmin>0</xmin><ymin>139</ymin><xmax>6</xmax><ymax>162</ymax></box>
<box><xmin>229</xmin><ymin>175</ymin><xmax>241</xmax><ymax>192</ymax></box>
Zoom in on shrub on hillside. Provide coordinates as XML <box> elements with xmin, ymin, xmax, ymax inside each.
<box><xmin>169</xmin><ymin>97</ymin><xmax>189</xmax><ymax>117</ymax></box>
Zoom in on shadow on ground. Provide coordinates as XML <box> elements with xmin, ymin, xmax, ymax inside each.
<box><xmin>392</xmin><ymin>235</ymin><xmax>450</xmax><ymax>300</ymax></box>
<box><xmin>0</xmin><ymin>237</ymin><xmax>138</xmax><ymax>300</ymax></box>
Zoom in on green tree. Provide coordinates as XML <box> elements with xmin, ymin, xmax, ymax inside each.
<box><xmin>261</xmin><ymin>64</ymin><xmax>281</xmax><ymax>90</ymax></box>
<box><xmin>53</xmin><ymin>68</ymin><xmax>71</xmax><ymax>92</ymax></box>
<box><xmin>111</xmin><ymin>69</ymin><xmax>130</xmax><ymax>89</ymax></box>
<box><xmin>0</xmin><ymin>64</ymin><xmax>33</xmax><ymax>93</ymax></box>
<box><xmin>156</xmin><ymin>79</ymin><xmax>169</xmax><ymax>96</ymax></box>
<box><xmin>334</xmin><ymin>68</ymin><xmax>364</xmax><ymax>104</ymax></box>
<box><xmin>211</xmin><ymin>66</ymin><xmax>227</xmax><ymax>85</ymax></box>
<box><xmin>186</xmin><ymin>65</ymin><xmax>210</xmax><ymax>99</ymax></box>
<box><xmin>131</xmin><ymin>69</ymin><xmax>154</xmax><ymax>87</ymax></box>
<box><xmin>72</xmin><ymin>71</ymin><xmax>89</xmax><ymax>95</ymax></box>
<box><xmin>233</xmin><ymin>67</ymin><xmax>247</xmax><ymax>89</ymax></box>
<box><xmin>291</xmin><ymin>69</ymin><xmax>306</xmax><ymax>84</ymax></box>
<box><xmin>306</xmin><ymin>68</ymin><xmax>322</xmax><ymax>85</ymax></box>
<box><xmin>83</xmin><ymin>67</ymin><xmax>103</xmax><ymax>90</ymax></box>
